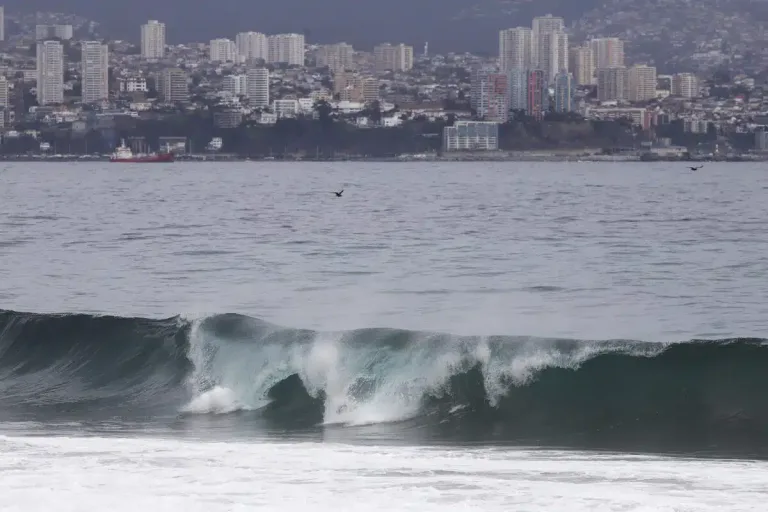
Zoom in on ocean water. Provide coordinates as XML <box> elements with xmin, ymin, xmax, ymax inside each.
<box><xmin>1</xmin><ymin>161</ymin><xmax>768</xmax><ymax>511</ymax></box>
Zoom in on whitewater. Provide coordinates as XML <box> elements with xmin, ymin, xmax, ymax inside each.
<box><xmin>2</xmin><ymin>161</ymin><xmax>768</xmax><ymax>511</ymax></box>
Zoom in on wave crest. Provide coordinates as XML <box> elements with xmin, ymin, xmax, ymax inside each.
<box><xmin>2</xmin><ymin>309</ymin><xmax>768</xmax><ymax>455</ymax></box>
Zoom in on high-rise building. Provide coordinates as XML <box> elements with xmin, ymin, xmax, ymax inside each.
<box><xmin>141</xmin><ymin>20</ymin><xmax>166</xmax><ymax>60</ymax></box>
<box><xmin>471</xmin><ymin>69</ymin><xmax>509</xmax><ymax>123</ymax></box>
<box><xmin>246</xmin><ymin>68</ymin><xmax>270</xmax><ymax>107</ymax></box>
<box><xmin>267</xmin><ymin>34</ymin><xmax>305</xmax><ymax>66</ymax></box>
<box><xmin>223</xmin><ymin>75</ymin><xmax>247</xmax><ymax>96</ymax></box>
<box><xmin>0</xmin><ymin>76</ymin><xmax>8</xmax><ymax>107</ymax></box>
<box><xmin>317</xmin><ymin>43</ymin><xmax>354</xmax><ymax>73</ymax></box>
<box><xmin>373</xmin><ymin>43</ymin><xmax>413</xmax><ymax>72</ymax></box>
<box><xmin>554</xmin><ymin>71</ymin><xmax>574</xmax><ymax>112</ymax></box>
<box><xmin>36</xmin><ymin>24</ymin><xmax>73</xmax><ymax>40</ymax></box>
<box><xmin>361</xmin><ymin>77</ymin><xmax>380</xmax><ymax>103</ymax></box>
<box><xmin>158</xmin><ymin>68</ymin><xmax>188</xmax><ymax>102</ymax></box>
<box><xmin>569</xmin><ymin>46</ymin><xmax>595</xmax><ymax>85</ymax></box>
<box><xmin>210</xmin><ymin>38</ymin><xmax>237</xmax><ymax>63</ymax></box>
<box><xmin>81</xmin><ymin>41</ymin><xmax>109</xmax><ymax>103</ymax></box>
<box><xmin>36</xmin><ymin>40</ymin><xmax>64</xmax><ymax>105</ymax></box>
<box><xmin>597</xmin><ymin>67</ymin><xmax>629</xmax><ymax>102</ymax></box>
<box><xmin>0</xmin><ymin>7</ymin><xmax>4</xmax><ymax>41</ymax></box>
<box><xmin>671</xmin><ymin>73</ymin><xmax>699</xmax><ymax>98</ymax></box>
<box><xmin>236</xmin><ymin>32</ymin><xmax>268</xmax><ymax>62</ymax></box>
<box><xmin>507</xmin><ymin>69</ymin><xmax>528</xmax><ymax>112</ymax></box>
<box><xmin>526</xmin><ymin>69</ymin><xmax>547</xmax><ymax>120</ymax></box>
<box><xmin>590</xmin><ymin>38</ymin><xmax>624</xmax><ymax>69</ymax></box>
<box><xmin>628</xmin><ymin>64</ymin><xmax>657</xmax><ymax>102</ymax></box>
<box><xmin>499</xmin><ymin>27</ymin><xmax>532</xmax><ymax>72</ymax></box>
<box><xmin>538</xmin><ymin>29</ymin><xmax>568</xmax><ymax>82</ymax></box>
<box><xmin>532</xmin><ymin>14</ymin><xmax>564</xmax><ymax>71</ymax></box>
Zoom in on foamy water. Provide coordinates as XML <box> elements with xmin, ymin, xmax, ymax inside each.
<box><xmin>1</xmin><ymin>435</ymin><xmax>766</xmax><ymax>512</ymax></box>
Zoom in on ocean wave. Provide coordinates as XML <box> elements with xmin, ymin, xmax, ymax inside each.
<box><xmin>1</xmin><ymin>309</ymin><xmax>767</xmax><ymax>455</ymax></box>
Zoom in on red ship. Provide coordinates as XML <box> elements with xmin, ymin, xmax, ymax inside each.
<box><xmin>110</xmin><ymin>141</ymin><xmax>175</xmax><ymax>163</ymax></box>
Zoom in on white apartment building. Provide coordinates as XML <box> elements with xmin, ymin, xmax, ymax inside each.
<box><xmin>539</xmin><ymin>29</ymin><xmax>568</xmax><ymax>82</ymax></box>
<box><xmin>590</xmin><ymin>38</ymin><xmax>625</xmax><ymax>69</ymax></box>
<box><xmin>236</xmin><ymin>32</ymin><xmax>268</xmax><ymax>62</ymax></box>
<box><xmin>597</xmin><ymin>66</ymin><xmax>629</xmax><ymax>102</ymax></box>
<box><xmin>210</xmin><ymin>38</ymin><xmax>237</xmax><ymax>63</ymax></box>
<box><xmin>267</xmin><ymin>34</ymin><xmax>305</xmax><ymax>66</ymax></box>
<box><xmin>499</xmin><ymin>27</ymin><xmax>532</xmax><ymax>72</ymax></box>
<box><xmin>628</xmin><ymin>64</ymin><xmax>657</xmax><ymax>102</ymax></box>
<box><xmin>36</xmin><ymin>24</ymin><xmax>73</xmax><ymax>40</ymax></box>
<box><xmin>0</xmin><ymin>76</ymin><xmax>8</xmax><ymax>107</ymax></box>
<box><xmin>317</xmin><ymin>43</ymin><xmax>354</xmax><ymax>73</ymax></box>
<box><xmin>141</xmin><ymin>20</ymin><xmax>166</xmax><ymax>60</ymax></box>
<box><xmin>443</xmin><ymin>121</ymin><xmax>499</xmax><ymax>151</ymax></box>
<box><xmin>120</xmin><ymin>77</ymin><xmax>148</xmax><ymax>93</ymax></box>
<box><xmin>81</xmin><ymin>41</ymin><xmax>109</xmax><ymax>103</ymax></box>
<box><xmin>246</xmin><ymin>68</ymin><xmax>270</xmax><ymax>107</ymax></box>
<box><xmin>36</xmin><ymin>40</ymin><xmax>64</xmax><ymax>105</ymax></box>
<box><xmin>569</xmin><ymin>46</ymin><xmax>595</xmax><ymax>85</ymax></box>
<box><xmin>672</xmin><ymin>73</ymin><xmax>699</xmax><ymax>98</ymax></box>
<box><xmin>532</xmin><ymin>14</ymin><xmax>564</xmax><ymax>69</ymax></box>
<box><xmin>158</xmin><ymin>68</ymin><xmax>188</xmax><ymax>102</ymax></box>
<box><xmin>373</xmin><ymin>43</ymin><xmax>413</xmax><ymax>72</ymax></box>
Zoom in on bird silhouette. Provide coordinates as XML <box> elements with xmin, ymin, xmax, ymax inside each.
<box><xmin>333</xmin><ymin>189</ymin><xmax>344</xmax><ymax>197</ymax></box>
<box><xmin>688</xmin><ymin>165</ymin><xmax>703</xmax><ymax>171</ymax></box>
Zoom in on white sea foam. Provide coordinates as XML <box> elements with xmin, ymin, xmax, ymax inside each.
<box><xmin>0</xmin><ymin>434</ymin><xmax>766</xmax><ymax>511</ymax></box>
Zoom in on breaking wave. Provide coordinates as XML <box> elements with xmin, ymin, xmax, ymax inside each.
<box><xmin>2</xmin><ymin>308</ymin><xmax>768</xmax><ymax>456</ymax></box>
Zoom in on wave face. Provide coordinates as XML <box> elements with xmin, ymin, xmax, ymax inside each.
<box><xmin>2</xmin><ymin>309</ymin><xmax>768</xmax><ymax>456</ymax></box>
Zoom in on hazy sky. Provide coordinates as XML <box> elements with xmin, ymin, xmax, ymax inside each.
<box><xmin>7</xmin><ymin>0</ymin><xmax>596</xmax><ymax>52</ymax></box>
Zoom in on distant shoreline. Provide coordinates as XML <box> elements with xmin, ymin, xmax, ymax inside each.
<box><xmin>0</xmin><ymin>153</ymin><xmax>759</xmax><ymax>163</ymax></box>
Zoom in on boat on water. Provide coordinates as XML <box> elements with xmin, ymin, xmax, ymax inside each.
<box><xmin>110</xmin><ymin>141</ymin><xmax>175</xmax><ymax>163</ymax></box>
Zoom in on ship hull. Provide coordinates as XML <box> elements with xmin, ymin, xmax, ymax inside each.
<box><xmin>110</xmin><ymin>154</ymin><xmax>175</xmax><ymax>163</ymax></box>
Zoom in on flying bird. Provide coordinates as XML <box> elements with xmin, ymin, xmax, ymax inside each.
<box><xmin>333</xmin><ymin>189</ymin><xmax>344</xmax><ymax>197</ymax></box>
<box><xmin>688</xmin><ymin>165</ymin><xmax>703</xmax><ymax>171</ymax></box>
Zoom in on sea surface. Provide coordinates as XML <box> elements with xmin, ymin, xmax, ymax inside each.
<box><xmin>1</xmin><ymin>161</ymin><xmax>768</xmax><ymax>511</ymax></box>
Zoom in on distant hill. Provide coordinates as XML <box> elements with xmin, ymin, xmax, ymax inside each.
<box><xmin>4</xmin><ymin>0</ymin><xmax>603</xmax><ymax>52</ymax></box>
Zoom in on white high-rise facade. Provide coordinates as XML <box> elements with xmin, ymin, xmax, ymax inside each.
<box><xmin>0</xmin><ymin>7</ymin><xmax>6</xmax><ymax>41</ymax></box>
<box><xmin>210</xmin><ymin>38</ymin><xmax>236</xmax><ymax>62</ymax></box>
<box><xmin>597</xmin><ymin>67</ymin><xmax>629</xmax><ymax>102</ymax></box>
<box><xmin>628</xmin><ymin>64</ymin><xmax>657</xmax><ymax>102</ymax></box>
<box><xmin>317</xmin><ymin>43</ymin><xmax>354</xmax><ymax>73</ymax></box>
<box><xmin>141</xmin><ymin>20</ymin><xmax>166</xmax><ymax>60</ymax></box>
<box><xmin>246</xmin><ymin>68</ymin><xmax>270</xmax><ymax>107</ymax></box>
<box><xmin>532</xmin><ymin>14</ymin><xmax>564</xmax><ymax>70</ymax></box>
<box><xmin>81</xmin><ymin>41</ymin><xmax>109</xmax><ymax>103</ymax></box>
<box><xmin>672</xmin><ymin>73</ymin><xmax>699</xmax><ymax>98</ymax></box>
<box><xmin>538</xmin><ymin>29</ymin><xmax>568</xmax><ymax>82</ymax></box>
<box><xmin>373</xmin><ymin>43</ymin><xmax>414</xmax><ymax>72</ymax></box>
<box><xmin>236</xmin><ymin>32</ymin><xmax>268</xmax><ymax>62</ymax></box>
<box><xmin>267</xmin><ymin>34</ymin><xmax>305</xmax><ymax>66</ymax></box>
<box><xmin>499</xmin><ymin>27</ymin><xmax>532</xmax><ymax>72</ymax></box>
<box><xmin>0</xmin><ymin>76</ymin><xmax>8</xmax><ymax>107</ymax></box>
<box><xmin>569</xmin><ymin>46</ymin><xmax>595</xmax><ymax>85</ymax></box>
<box><xmin>590</xmin><ymin>38</ymin><xmax>625</xmax><ymax>69</ymax></box>
<box><xmin>36</xmin><ymin>40</ymin><xmax>64</xmax><ymax>105</ymax></box>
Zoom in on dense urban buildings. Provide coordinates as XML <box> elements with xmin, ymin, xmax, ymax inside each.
<box><xmin>0</xmin><ymin>6</ymin><xmax>762</xmax><ymax>159</ymax></box>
